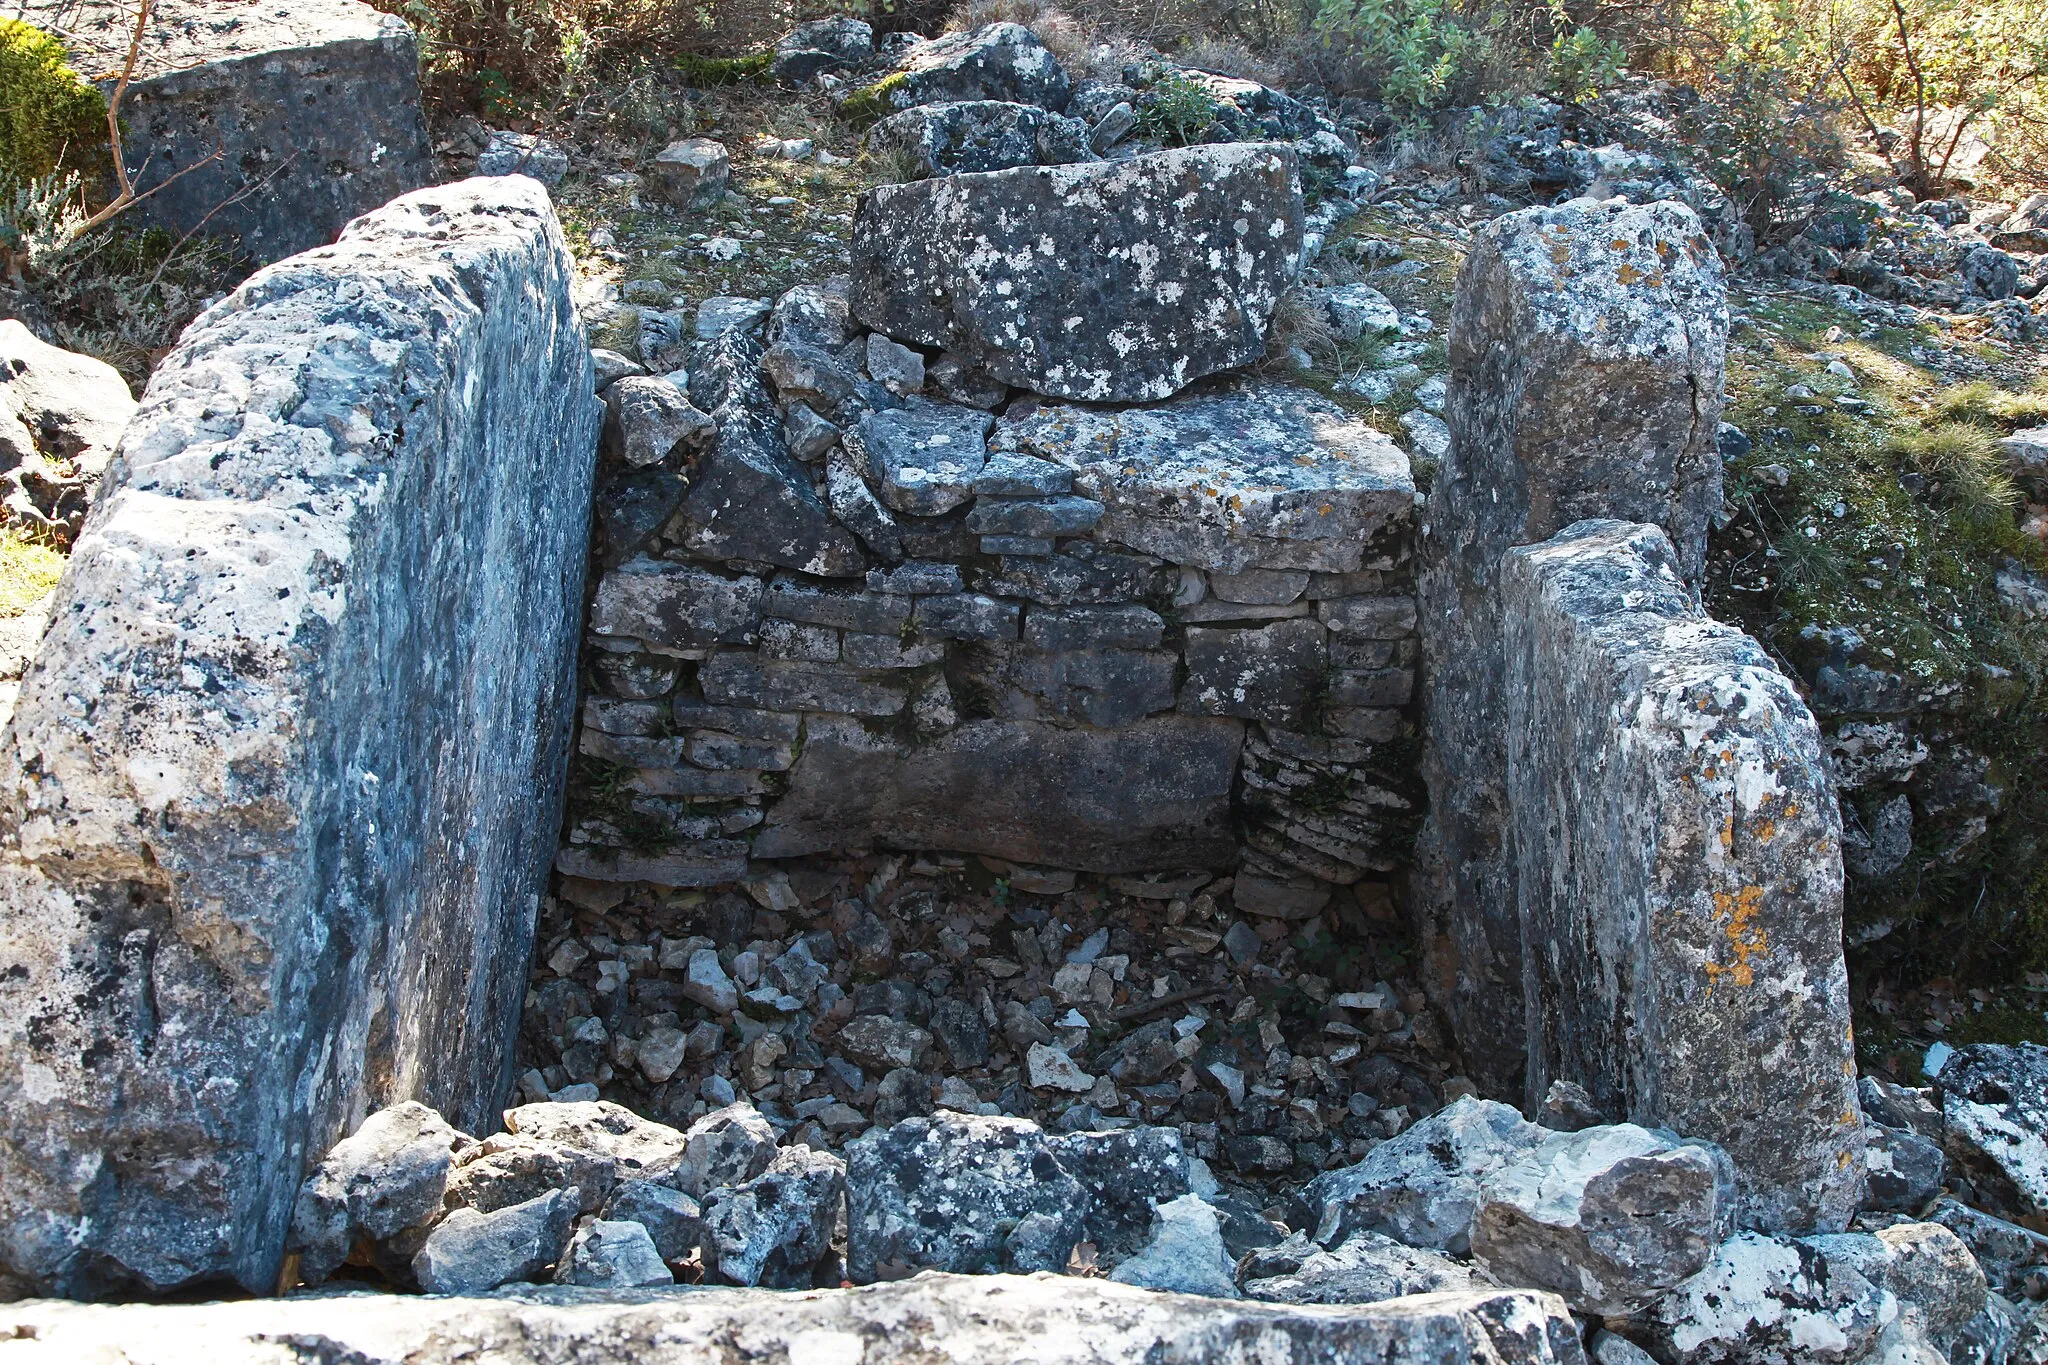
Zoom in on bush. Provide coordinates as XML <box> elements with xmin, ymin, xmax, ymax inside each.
<box><xmin>0</xmin><ymin>19</ymin><xmax>106</xmax><ymax>183</ymax></box>
<box><xmin>1137</xmin><ymin>69</ymin><xmax>1223</xmax><ymax>142</ymax></box>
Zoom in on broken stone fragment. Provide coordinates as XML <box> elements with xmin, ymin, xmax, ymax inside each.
<box><xmin>1641</xmin><ymin>1231</ymin><xmax>1896</xmax><ymax>1365</ymax></box>
<box><xmin>866</xmin><ymin>99</ymin><xmax>1093</xmax><ymax>177</ymax></box>
<box><xmin>1305</xmin><ymin>1096</ymin><xmax>1540</xmax><ymax>1254</ymax></box>
<box><xmin>851</xmin><ymin>145</ymin><xmax>1304</xmax><ymax>402</ymax></box>
<box><xmin>860</xmin><ymin>23</ymin><xmax>1072</xmax><ymax>114</ymax></box>
<box><xmin>768</xmin><ymin>279</ymin><xmax>859</xmax><ymax>351</ymax></box>
<box><xmin>501</xmin><ymin>1100</ymin><xmax>691</xmax><ymax>1187</ymax></box>
<box><xmin>444</xmin><ymin>1134</ymin><xmax>615</xmax><ymax>1215</ymax></box>
<box><xmin>598</xmin><ymin>1180</ymin><xmax>703</xmax><ymax>1262</ymax></box>
<box><xmin>1180</xmin><ymin>619</ymin><xmax>1329</xmax><ymax>728</ymax></box>
<box><xmin>700</xmin><ymin>1144</ymin><xmax>845</xmax><ymax>1287</ymax></box>
<box><xmin>772</xmin><ymin>16</ymin><xmax>873</xmax><ymax>83</ymax></box>
<box><xmin>0</xmin><ymin>320</ymin><xmax>133</xmax><ymax>541</ymax></box>
<box><xmin>827</xmin><ymin>446</ymin><xmax>904</xmax><ymax>558</ymax></box>
<box><xmin>589</xmin><ymin>558</ymin><xmax>763</xmax><ymax>649</ymax></box>
<box><xmin>1106</xmin><ymin>1194</ymin><xmax>1239</xmax><ymax>1298</ymax></box>
<box><xmin>1937</xmin><ymin>1042</ymin><xmax>2048</xmax><ymax>1221</ymax></box>
<box><xmin>410</xmin><ymin>1187</ymin><xmax>580</xmax><ymax>1295</ymax></box>
<box><xmin>601</xmin><ymin>375</ymin><xmax>716</xmax><ymax>467</ymax></box>
<box><xmin>290</xmin><ymin>1102</ymin><xmax>473</xmax><ymax>1283</ymax></box>
<box><xmin>1325</xmin><ymin>284</ymin><xmax>1402</xmax><ymax>340</ymax></box>
<box><xmin>653</xmin><ymin>137</ymin><xmax>730</xmax><ymax>206</ymax></box>
<box><xmin>1806</xmin><ymin>1222</ymin><xmax>1985</xmax><ymax>1351</ymax></box>
<box><xmin>553</xmin><ymin>1218</ymin><xmax>673</xmax><ymax>1287</ymax></box>
<box><xmin>674</xmin><ymin>1102</ymin><xmax>780</xmax><ymax>1198</ymax></box>
<box><xmin>846</xmin><ymin>398</ymin><xmax>994</xmax><ymax>515</ymax></box>
<box><xmin>1243</xmin><ymin>1230</ymin><xmax>1494</xmax><ymax>1304</ymax></box>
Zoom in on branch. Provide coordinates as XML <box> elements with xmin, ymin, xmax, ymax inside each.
<box><xmin>66</xmin><ymin>0</ymin><xmax>224</xmax><ymax>240</ymax></box>
<box><xmin>1890</xmin><ymin>0</ymin><xmax>1930</xmax><ymax>184</ymax></box>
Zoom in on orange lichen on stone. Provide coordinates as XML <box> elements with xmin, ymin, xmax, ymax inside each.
<box><xmin>1704</xmin><ymin>885</ymin><xmax>1768</xmax><ymax>987</ymax></box>
<box><xmin>1617</xmin><ymin>262</ymin><xmax>1642</xmax><ymax>286</ymax></box>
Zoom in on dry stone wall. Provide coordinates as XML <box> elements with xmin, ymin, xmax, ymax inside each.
<box><xmin>0</xmin><ymin>177</ymin><xmax>598</xmax><ymax>1298</ymax></box>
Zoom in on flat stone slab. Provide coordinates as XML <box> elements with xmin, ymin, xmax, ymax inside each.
<box><xmin>0</xmin><ymin>178</ymin><xmax>599</xmax><ymax>1298</ymax></box>
<box><xmin>851</xmin><ymin>144</ymin><xmax>1304</xmax><ymax>402</ymax></box>
<box><xmin>0</xmin><ymin>1276</ymin><xmax>1590</xmax><ymax>1363</ymax></box>
<box><xmin>990</xmin><ymin>382</ymin><xmax>1414</xmax><ymax>574</ymax></box>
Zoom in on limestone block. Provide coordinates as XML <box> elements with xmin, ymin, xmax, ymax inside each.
<box><xmin>0</xmin><ymin>177</ymin><xmax>596</xmax><ymax>1298</ymax></box>
<box><xmin>22</xmin><ymin>0</ymin><xmax>435</xmax><ymax>266</ymax></box>
<box><xmin>866</xmin><ymin>100</ymin><xmax>1093</xmax><ymax>177</ymax></box>
<box><xmin>1501</xmin><ymin>520</ymin><xmax>1860</xmax><ymax>1232</ymax></box>
<box><xmin>863</xmin><ymin>24</ymin><xmax>1072</xmax><ymax>114</ymax></box>
<box><xmin>851</xmin><ymin>146</ymin><xmax>1303</xmax><ymax>402</ymax></box>
<box><xmin>1414</xmin><ymin>197</ymin><xmax>1729</xmax><ymax>1097</ymax></box>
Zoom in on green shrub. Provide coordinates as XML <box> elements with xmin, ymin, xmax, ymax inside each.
<box><xmin>1309</xmin><ymin>0</ymin><xmax>1500</xmax><ymax>113</ymax></box>
<box><xmin>1136</xmin><ymin>70</ymin><xmax>1222</xmax><ymax>143</ymax></box>
<box><xmin>0</xmin><ymin>19</ymin><xmax>106</xmax><ymax>182</ymax></box>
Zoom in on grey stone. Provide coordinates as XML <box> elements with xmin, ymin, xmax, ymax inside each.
<box><xmin>1860</xmin><ymin>1075</ymin><xmax>1942</xmax><ymax>1142</ymax></box>
<box><xmin>1024</xmin><ymin>604</ymin><xmax>1164</xmax><ymax>651</ymax></box>
<box><xmin>1951</xmin><ymin>1292</ymin><xmax>2025</xmax><ymax>1365</ymax></box>
<box><xmin>995</xmin><ymin>645</ymin><xmax>1178</xmax><ymax>727</ymax></box>
<box><xmin>866</xmin><ymin>333</ymin><xmax>926</xmax><ymax>394</ymax></box>
<box><xmin>682</xmin><ymin>949</ymin><xmax>739</xmax><ymax>1014</ymax></box>
<box><xmin>1245</xmin><ymin>1230</ymin><xmax>1494</xmax><ymax>1304</ymax></box>
<box><xmin>1643</xmin><ymin>1231</ymin><xmax>1895</xmax><ymax>1365</ymax></box>
<box><xmin>554</xmin><ymin>1218</ymin><xmax>673</xmax><ymax>1287</ymax></box>
<box><xmin>1588</xmin><ymin>1331</ymin><xmax>1660</xmax><ymax>1365</ymax></box>
<box><xmin>993</xmin><ymin>383</ymin><xmax>1413</xmax><ymax>573</ymax></box>
<box><xmin>1327</xmin><ymin>284</ymin><xmax>1402</xmax><ymax>340</ymax></box>
<box><xmin>861</xmin><ymin>24</ymin><xmax>1072</xmax><ymax>114</ymax></box>
<box><xmin>1211</xmin><ymin>570</ymin><xmax>1309</xmax><ymax>605</ymax></box>
<box><xmin>1400</xmin><ymin>410</ymin><xmax>1452</xmax><ymax>459</ymax></box>
<box><xmin>1927</xmin><ymin>1195</ymin><xmax>2048</xmax><ymax>1299</ymax></box>
<box><xmin>1047</xmin><ymin>1125</ymin><xmax>1196</xmax><ymax>1258</ymax></box>
<box><xmin>827</xmin><ymin>446</ymin><xmax>903</xmax><ymax>558</ymax></box>
<box><xmin>754</xmin><ymin>713</ymin><xmax>1244</xmax><ymax>872</ymax></box>
<box><xmin>1471</xmin><ymin>1123</ymin><xmax>1735</xmax><ymax>1315</ymax></box>
<box><xmin>0</xmin><ymin>177</ymin><xmax>596</xmax><ymax>1299</ymax></box>
<box><xmin>19</xmin><ymin>0</ymin><xmax>433</xmax><ymax>266</ymax></box>
<box><xmin>478</xmin><ymin>130</ymin><xmax>568</xmax><ymax>185</ymax></box>
<box><xmin>290</xmin><ymin>1102</ymin><xmax>472</xmax><ymax>1283</ymax></box>
<box><xmin>983</xmin><ymin>544</ymin><xmax>1163</xmax><ymax>605</ymax></box>
<box><xmin>1089</xmin><ymin>100</ymin><xmax>1137</xmax><ymax>153</ymax></box>
<box><xmin>975</xmin><ymin>452</ymin><xmax>1073</xmax><ymax>496</ymax></box>
<box><xmin>696</xmin><ymin>296</ymin><xmax>770</xmax><ymax>340</ymax></box>
<box><xmin>838</xmin><ymin>1015</ymin><xmax>936</xmax><ymax>1072</ymax></box>
<box><xmin>1963</xmin><ymin>244</ymin><xmax>2021</xmax><ymax>299</ymax></box>
<box><xmin>760</xmin><ymin>618</ymin><xmax>839</xmax><ymax>663</ymax></box>
<box><xmin>1499</xmin><ymin>521</ymin><xmax>1861</xmax><ymax>1233</ymax></box>
<box><xmin>637</xmin><ymin>308</ymin><xmax>688</xmax><ymax>373</ymax></box>
<box><xmin>701</xmin><ymin>1144</ymin><xmax>845</xmax><ymax>1287</ymax></box>
<box><xmin>600</xmin><ymin>1180</ymin><xmax>703</xmax><ymax>1262</ymax></box>
<box><xmin>1807</xmin><ymin>1222</ymin><xmax>1985</xmax><ymax>1349</ymax></box>
<box><xmin>592</xmin><ymin>468</ymin><xmax>686</xmax><ymax>568</ymax></box>
<box><xmin>555</xmin><ymin>842</ymin><xmax>751</xmax><ymax>887</ymax></box>
<box><xmin>764</xmin><ymin>575</ymin><xmax>911</xmax><ymax>633</ymax></box>
<box><xmin>653</xmin><ymin>137</ymin><xmax>730</xmax><ymax>207</ymax></box>
<box><xmin>773</xmin><ymin>16</ymin><xmax>872</xmax><ymax>83</ymax></box>
<box><xmin>930</xmin><ymin>352</ymin><xmax>1009</xmax><ymax>409</ymax></box>
<box><xmin>411</xmin><ymin>1188</ymin><xmax>580</xmax><ymax>1294</ymax></box>
<box><xmin>846</xmin><ymin>398</ymin><xmax>993</xmax><ymax>515</ymax></box>
<box><xmin>675</xmin><ymin>332</ymin><xmax>865</xmax><ymax>576</ymax></box>
<box><xmin>1862</xmin><ymin>1121</ymin><xmax>1945</xmax><ymax>1213</ymax></box>
<box><xmin>966</xmin><ymin>494</ymin><xmax>1104</xmax><ymax>538</ymax></box>
<box><xmin>868</xmin><ymin>560</ymin><xmax>964</xmax><ymax>594</ymax></box>
<box><xmin>1181</xmin><ymin>619</ymin><xmax>1329</xmax><ymax>728</ymax></box>
<box><xmin>674</xmin><ymin>1103</ymin><xmax>779</xmax><ymax>1198</ymax></box>
<box><xmin>913</xmin><ymin>592</ymin><xmax>1020</xmax><ymax>641</ymax></box>
<box><xmin>1940</xmin><ymin>1044</ymin><xmax>2048</xmax><ymax>1221</ymax></box>
<box><xmin>1416</xmin><ymin>200</ymin><xmax>1728</xmax><ymax>1102</ymax></box>
<box><xmin>0</xmin><ymin>320</ymin><xmax>132</xmax><ymax>541</ymax></box>
<box><xmin>1107</xmin><ymin>1193</ymin><xmax>1239</xmax><ymax>1298</ymax></box>
<box><xmin>501</xmin><ymin>1101</ymin><xmax>691</xmax><ymax>1187</ymax></box>
<box><xmin>700</xmin><ymin>653</ymin><xmax>907</xmax><ymax>716</ymax></box>
<box><xmin>851</xmin><ymin>145</ymin><xmax>1303</xmax><ymax>403</ymax></box>
<box><xmin>1305</xmin><ymin>1097</ymin><xmax>1542</xmax><ymax>1255</ymax></box>
<box><xmin>768</xmin><ymin>280</ymin><xmax>859</xmax><ymax>351</ymax></box>
<box><xmin>0</xmin><ymin>1271</ymin><xmax>1594</xmax><ymax>1362</ymax></box>
<box><xmin>602</xmin><ymin>376</ymin><xmax>715</xmax><ymax>467</ymax></box>
<box><xmin>867</xmin><ymin>100</ymin><xmax>1093</xmax><ymax>176</ymax></box>
<box><xmin>589</xmin><ymin>558</ymin><xmax>762</xmax><ymax>648</ymax></box>
<box><xmin>444</xmin><ymin>1136</ymin><xmax>614</xmax><ymax>1216</ymax></box>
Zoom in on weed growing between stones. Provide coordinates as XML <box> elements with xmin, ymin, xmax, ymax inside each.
<box><xmin>0</xmin><ymin>526</ymin><xmax>63</xmax><ymax>618</ymax></box>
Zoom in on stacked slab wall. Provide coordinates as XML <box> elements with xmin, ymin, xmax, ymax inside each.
<box><xmin>0</xmin><ymin>178</ymin><xmax>598</xmax><ymax>1298</ymax></box>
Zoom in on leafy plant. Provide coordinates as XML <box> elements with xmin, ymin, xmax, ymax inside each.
<box><xmin>1310</xmin><ymin>0</ymin><xmax>1495</xmax><ymax>113</ymax></box>
<box><xmin>1546</xmin><ymin>19</ymin><xmax>1624</xmax><ymax>105</ymax></box>
<box><xmin>1137</xmin><ymin>70</ymin><xmax>1222</xmax><ymax>144</ymax></box>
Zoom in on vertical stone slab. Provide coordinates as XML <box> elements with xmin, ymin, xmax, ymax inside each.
<box><xmin>1501</xmin><ymin>520</ymin><xmax>1861</xmax><ymax>1233</ymax></box>
<box><xmin>1414</xmin><ymin>200</ymin><xmax>1728</xmax><ymax>1094</ymax></box>
<box><xmin>0</xmin><ymin>177</ymin><xmax>599</xmax><ymax>1297</ymax></box>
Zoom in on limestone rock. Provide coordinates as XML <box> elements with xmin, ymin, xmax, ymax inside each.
<box><xmin>991</xmin><ymin>383</ymin><xmax>1413</xmax><ymax>573</ymax></box>
<box><xmin>865</xmin><ymin>24</ymin><xmax>1072</xmax><ymax>114</ymax></box>
<box><xmin>1862</xmin><ymin>1121</ymin><xmax>1945</xmax><ymax>1213</ymax></box>
<box><xmin>1046</xmin><ymin>1125</ymin><xmax>1195</xmax><ymax>1259</ymax></box>
<box><xmin>1416</xmin><ymin>199</ymin><xmax>1728</xmax><ymax>1099</ymax></box>
<box><xmin>0</xmin><ymin>177</ymin><xmax>597</xmax><ymax>1299</ymax></box>
<box><xmin>1180</xmin><ymin>619</ymin><xmax>1328</xmax><ymax>728</ymax></box>
<box><xmin>1927</xmin><ymin>1194</ymin><xmax>2048</xmax><ymax>1299</ymax></box>
<box><xmin>769</xmin><ymin>279</ymin><xmax>859</xmax><ymax>351</ymax></box>
<box><xmin>1807</xmin><ymin>1222</ymin><xmax>1985</xmax><ymax>1348</ymax></box>
<box><xmin>1107</xmin><ymin>1193</ymin><xmax>1239</xmax><ymax>1298</ymax></box>
<box><xmin>1327</xmin><ymin>284</ymin><xmax>1402</xmax><ymax>340</ymax></box>
<box><xmin>674</xmin><ymin>1102</ymin><xmax>779</xmax><ymax>1198</ymax></box>
<box><xmin>1937</xmin><ymin>1042</ymin><xmax>2048</xmax><ymax>1221</ymax></box>
<box><xmin>653</xmin><ymin>138</ymin><xmax>730</xmax><ymax>207</ymax></box>
<box><xmin>867</xmin><ymin>100</ymin><xmax>1093</xmax><ymax>176</ymax></box>
<box><xmin>17</xmin><ymin>0</ymin><xmax>434</xmax><ymax>266</ymax></box>
<box><xmin>476</xmin><ymin>130</ymin><xmax>568</xmax><ymax>185</ymax></box>
<box><xmin>501</xmin><ymin>1101</ymin><xmax>690</xmax><ymax>1187</ymax></box>
<box><xmin>773</xmin><ymin>17</ymin><xmax>873</xmax><ymax>83</ymax></box>
<box><xmin>1470</xmin><ymin>1122</ymin><xmax>1735</xmax><ymax>1315</ymax></box>
<box><xmin>1643</xmin><ymin>1231</ymin><xmax>1894</xmax><ymax>1365</ymax></box>
<box><xmin>0</xmin><ymin>320</ymin><xmax>132</xmax><ymax>541</ymax></box>
<box><xmin>553</xmin><ymin>1219</ymin><xmax>673</xmax><ymax>1287</ymax></box>
<box><xmin>753</xmin><ymin>713</ymin><xmax>1245</xmax><ymax>873</ymax></box>
<box><xmin>1244</xmin><ymin>1230</ymin><xmax>1494</xmax><ymax>1304</ymax></box>
<box><xmin>290</xmin><ymin>1102</ymin><xmax>473</xmax><ymax>1283</ymax></box>
<box><xmin>600</xmin><ymin>376</ymin><xmax>715</xmax><ymax>467</ymax></box>
<box><xmin>599</xmin><ymin>1180</ymin><xmax>703</xmax><ymax>1262</ymax></box>
<box><xmin>0</xmin><ymin>1275</ymin><xmax>1593</xmax><ymax>1364</ymax></box>
<box><xmin>701</xmin><ymin>1145</ymin><xmax>844</xmax><ymax>1288</ymax></box>
<box><xmin>845</xmin><ymin>398</ymin><xmax>993</xmax><ymax>515</ymax></box>
<box><xmin>410</xmin><ymin>1188</ymin><xmax>580</xmax><ymax>1294</ymax></box>
<box><xmin>444</xmin><ymin>1136</ymin><xmax>614</xmax><ymax>1215</ymax></box>
<box><xmin>1499</xmin><ymin>520</ymin><xmax>1861</xmax><ymax>1233</ymax></box>
<box><xmin>588</xmin><ymin>559</ymin><xmax>762</xmax><ymax>650</ymax></box>
<box><xmin>851</xmin><ymin>145</ymin><xmax>1304</xmax><ymax>402</ymax></box>
<box><xmin>1305</xmin><ymin>1097</ymin><xmax>1543</xmax><ymax>1255</ymax></box>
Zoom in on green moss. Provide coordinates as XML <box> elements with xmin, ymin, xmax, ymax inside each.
<box><xmin>840</xmin><ymin>71</ymin><xmax>909</xmax><ymax>129</ymax></box>
<box><xmin>675</xmin><ymin>51</ymin><xmax>771</xmax><ymax>87</ymax></box>
<box><xmin>0</xmin><ymin>20</ymin><xmax>106</xmax><ymax>181</ymax></box>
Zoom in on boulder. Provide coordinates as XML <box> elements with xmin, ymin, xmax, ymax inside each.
<box><xmin>990</xmin><ymin>383</ymin><xmax>1413</xmax><ymax>574</ymax></box>
<box><xmin>553</xmin><ymin>1218</ymin><xmax>673</xmax><ymax>1287</ymax></box>
<box><xmin>1807</xmin><ymin>1222</ymin><xmax>1985</xmax><ymax>1349</ymax></box>
<box><xmin>0</xmin><ymin>320</ymin><xmax>133</xmax><ymax>542</ymax></box>
<box><xmin>289</xmin><ymin>1102</ymin><xmax>473</xmax><ymax>1282</ymax></box>
<box><xmin>851</xmin><ymin>145</ymin><xmax>1303</xmax><ymax>402</ymax></box>
<box><xmin>861</xmin><ymin>24</ymin><xmax>1071</xmax><ymax>114</ymax></box>
<box><xmin>673</xmin><ymin>1102</ymin><xmax>780</xmax><ymax>1198</ymax></box>
<box><xmin>1498</xmin><ymin>521</ymin><xmax>1861</xmax><ymax>1233</ymax></box>
<box><xmin>701</xmin><ymin>1144</ymin><xmax>846</xmax><ymax>1287</ymax></box>
<box><xmin>1305</xmin><ymin>1097</ymin><xmax>1543</xmax><ymax>1255</ymax></box>
<box><xmin>1642</xmin><ymin>1231</ymin><xmax>1895</xmax><ymax>1365</ymax></box>
<box><xmin>867</xmin><ymin>100</ymin><xmax>1093</xmax><ymax>176</ymax></box>
<box><xmin>0</xmin><ymin>1275</ymin><xmax>1594</xmax><ymax>1364</ymax></box>
<box><xmin>652</xmin><ymin>137</ymin><xmax>730</xmax><ymax>207</ymax></box>
<box><xmin>18</xmin><ymin>0</ymin><xmax>434</xmax><ymax>265</ymax></box>
<box><xmin>1243</xmin><ymin>1231</ymin><xmax>1492</xmax><ymax>1304</ymax></box>
<box><xmin>1937</xmin><ymin>1042</ymin><xmax>2048</xmax><ymax>1220</ymax></box>
<box><xmin>1047</xmin><ymin>1125</ymin><xmax>1196</xmax><ymax>1258</ymax></box>
<box><xmin>1106</xmin><ymin>1193</ymin><xmax>1239</xmax><ymax>1298</ymax></box>
<box><xmin>410</xmin><ymin>1188</ymin><xmax>580</xmax><ymax>1294</ymax></box>
<box><xmin>0</xmin><ymin>177</ymin><xmax>598</xmax><ymax>1299</ymax></box>
<box><xmin>501</xmin><ymin>1101</ymin><xmax>690</xmax><ymax>1187</ymax></box>
<box><xmin>1415</xmin><ymin>199</ymin><xmax>1728</xmax><ymax>1099</ymax></box>
<box><xmin>1470</xmin><ymin>1122</ymin><xmax>1734</xmax><ymax>1315</ymax></box>
<box><xmin>773</xmin><ymin>16</ymin><xmax>873</xmax><ymax>84</ymax></box>
<box><xmin>1326</xmin><ymin>284</ymin><xmax>1402</xmax><ymax>340</ymax></box>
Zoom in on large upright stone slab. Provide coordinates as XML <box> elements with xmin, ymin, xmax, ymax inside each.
<box><xmin>851</xmin><ymin>144</ymin><xmax>1304</xmax><ymax>402</ymax></box>
<box><xmin>1500</xmin><ymin>521</ymin><xmax>1861</xmax><ymax>1232</ymax></box>
<box><xmin>0</xmin><ymin>177</ymin><xmax>600</xmax><ymax>1297</ymax></box>
<box><xmin>23</xmin><ymin>0</ymin><xmax>436</xmax><ymax>267</ymax></box>
<box><xmin>1414</xmin><ymin>199</ymin><xmax>1728</xmax><ymax>1096</ymax></box>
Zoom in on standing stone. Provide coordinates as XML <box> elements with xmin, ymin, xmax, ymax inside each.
<box><xmin>19</xmin><ymin>0</ymin><xmax>435</xmax><ymax>266</ymax></box>
<box><xmin>1499</xmin><ymin>521</ymin><xmax>1861</xmax><ymax>1233</ymax></box>
<box><xmin>652</xmin><ymin>138</ymin><xmax>730</xmax><ymax>207</ymax></box>
<box><xmin>1414</xmin><ymin>198</ymin><xmax>1729</xmax><ymax>1100</ymax></box>
<box><xmin>851</xmin><ymin>145</ymin><xmax>1303</xmax><ymax>402</ymax></box>
<box><xmin>0</xmin><ymin>178</ymin><xmax>600</xmax><ymax>1299</ymax></box>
